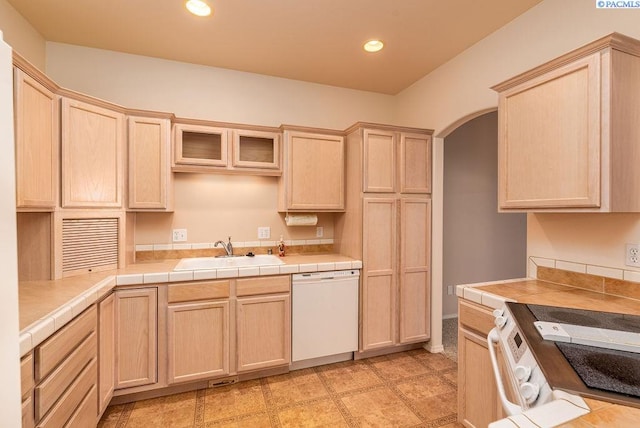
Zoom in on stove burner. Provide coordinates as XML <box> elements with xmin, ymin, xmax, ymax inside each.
<box><xmin>585</xmin><ymin>353</ymin><xmax>640</xmax><ymax>389</ymax></box>
<box><xmin>546</xmin><ymin>310</ymin><xmax>602</xmax><ymax>328</ymax></box>
<box><xmin>557</xmin><ymin>343</ymin><xmax>640</xmax><ymax>399</ymax></box>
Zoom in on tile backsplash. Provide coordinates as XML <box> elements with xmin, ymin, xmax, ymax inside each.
<box><xmin>529</xmin><ymin>256</ymin><xmax>640</xmax><ymax>301</ymax></box>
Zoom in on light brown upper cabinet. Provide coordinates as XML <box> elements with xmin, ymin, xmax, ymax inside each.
<box><xmin>128</xmin><ymin>115</ymin><xmax>173</xmax><ymax>211</ymax></box>
<box><xmin>494</xmin><ymin>32</ymin><xmax>640</xmax><ymax>212</ymax></box>
<box><xmin>279</xmin><ymin>127</ymin><xmax>345</xmax><ymax>211</ymax></box>
<box><xmin>173</xmin><ymin>121</ymin><xmax>282</xmax><ymax>175</ymax></box>
<box><xmin>400</xmin><ymin>133</ymin><xmax>432</xmax><ymax>194</ymax></box>
<box><xmin>362</xmin><ymin>126</ymin><xmax>432</xmax><ymax>194</ymax></box>
<box><xmin>232</xmin><ymin>129</ymin><xmax>281</xmax><ymax>171</ymax></box>
<box><xmin>14</xmin><ymin>66</ymin><xmax>59</xmax><ymax>210</ymax></box>
<box><xmin>61</xmin><ymin>97</ymin><xmax>125</xmax><ymax>208</ymax></box>
<box><xmin>173</xmin><ymin>123</ymin><xmax>228</xmax><ymax>169</ymax></box>
<box><xmin>363</xmin><ymin>129</ymin><xmax>396</xmax><ymax>193</ymax></box>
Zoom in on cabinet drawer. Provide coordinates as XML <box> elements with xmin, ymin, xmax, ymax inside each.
<box><xmin>64</xmin><ymin>384</ymin><xmax>97</xmax><ymax>428</ymax></box>
<box><xmin>37</xmin><ymin>358</ymin><xmax>97</xmax><ymax>428</ymax></box>
<box><xmin>22</xmin><ymin>395</ymin><xmax>34</xmax><ymax>428</ymax></box>
<box><xmin>36</xmin><ymin>305</ymin><xmax>97</xmax><ymax>380</ymax></box>
<box><xmin>168</xmin><ymin>280</ymin><xmax>230</xmax><ymax>303</ymax></box>
<box><xmin>21</xmin><ymin>352</ymin><xmax>34</xmax><ymax>398</ymax></box>
<box><xmin>459</xmin><ymin>300</ymin><xmax>494</xmax><ymax>336</ymax></box>
<box><xmin>36</xmin><ymin>331</ymin><xmax>97</xmax><ymax>420</ymax></box>
<box><xmin>236</xmin><ymin>275</ymin><xmax>290</xmax><ymax>296</ymax></box>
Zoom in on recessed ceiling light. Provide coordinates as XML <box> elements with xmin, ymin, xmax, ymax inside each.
<box><xmin>363</xmin><ymin>40</ymin><xmax>384</xmax><ymax>53</ymax></box>
<box><xmin>186</xmin><ymin>0</ymin><xmax>212</xmax><ymax>17</ymax></box>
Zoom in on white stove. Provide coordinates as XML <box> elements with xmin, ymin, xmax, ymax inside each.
<box><xmin>488</xmin><ymin>304</ymin><xmax>590</xmax><ymax>427</ymax></box>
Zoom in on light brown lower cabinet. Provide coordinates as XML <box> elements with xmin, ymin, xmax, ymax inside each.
<box><xmin>22</xmin><ymin>394</ymin><xmax>34</xmax><ymax>428</ymax></box>
<box><xmin>236</xmin><ymin>275</ymin><xmax>291</xmax><ymax>372</ymax></box>
<box><xmin>115</xmin><ymin>287</ymin><xmax>158</xmax><ymax>389</ymax></box>
<box><xmin>458</xmin><ymin>299</ymin><xmax>505</xmax><ymax>427</ymax></box>
<box><xmin>98</xmin><ymin>293</ymin><xmax>115</xmax><ymax>415</ymax></box>
<box><xmin>31</xmin><ymin>305</ymin><xmax>98</xmax><ymax>427</ymax></box>
<box><xmin>167</xmin><ymin>300</ymin><xmax>230</xmax><ymax>384</ymax></box>
<box><xmin>21</xmin><ymin>352</ymin><xmax>35</xmax><ymax>428</ymax></box>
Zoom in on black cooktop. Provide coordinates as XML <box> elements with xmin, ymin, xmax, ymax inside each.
<box><xmin>507</xmin><ymin>302</ymin><xmax>640</xmax><ymax>408</ymax></box>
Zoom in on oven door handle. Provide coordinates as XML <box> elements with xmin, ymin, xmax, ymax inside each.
<box><xmin>487</xmin><ymin>327</ymin><xmax>523</xmax><ymax>416</ymax></box>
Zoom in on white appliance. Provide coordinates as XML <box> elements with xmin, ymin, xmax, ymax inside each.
<box><xmin>291</xmin><ymin>270</ymin><xmax>359</xmax><ymax>368</ymax></box>
<box><xmin>488</xmin><ymin>304</ymin><xmax>590</xmax><ymax>427</ymax></box>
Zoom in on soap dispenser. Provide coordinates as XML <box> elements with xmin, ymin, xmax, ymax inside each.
<box><xmin>278</xmin><ymin>235</ymin><xmax>286</xmax><ymax>257</ymax></box>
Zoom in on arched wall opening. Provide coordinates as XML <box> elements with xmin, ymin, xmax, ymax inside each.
<box><xmin>427</xmin><ymin>109</ymin><xmax>526</xmax><ymax>353</ymax></box>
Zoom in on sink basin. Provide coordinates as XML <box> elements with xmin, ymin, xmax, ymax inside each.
<box><xmin>174</xmin><ymin>255</ymin><xmax>284</xmax><ymax>271</ymax></box>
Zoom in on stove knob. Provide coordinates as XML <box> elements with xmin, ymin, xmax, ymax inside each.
<box><xmin>492</xmin><ymin>308</ymin><xmax>505</xmax><ymax>318</ymax></box>
<box><xmin>495</xmin><ymin>315</ymin><xmax>507</xmax><ymax>329</ymax></box>
<box><xmin>514</xmin><ymin>365</ymin><xmax>532</xmax><ymax>382</ymax></box>
<box><xmin>520</xmin><ymin>382</ymin><xmax>540</xmax><ymax>404</ymax></box>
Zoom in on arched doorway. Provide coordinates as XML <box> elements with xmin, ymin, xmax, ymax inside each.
<box><xmin>440</xmin><ymin>110</ymin><xmax>527</xmax><ymax>358</ymax></box>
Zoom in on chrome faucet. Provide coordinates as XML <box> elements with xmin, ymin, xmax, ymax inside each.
<box><xmin>214</xmin><ymin>236</ymin><xmax>233</xmax><ymax>256</ymax></box>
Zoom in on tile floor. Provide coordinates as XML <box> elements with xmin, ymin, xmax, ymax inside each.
<box><xmin>99</xmin><ymin>349</ymin><xmax>462</xmax><ymax>428</ymax></box>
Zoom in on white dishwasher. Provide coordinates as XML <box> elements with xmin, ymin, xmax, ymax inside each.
<box><xmin>291</xmin><ymin>269</ymin><xmax>359</xmax><ymax>368</ymax></box>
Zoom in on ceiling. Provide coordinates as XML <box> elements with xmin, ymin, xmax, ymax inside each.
<box><xmin>8</xmin><ymin>0</ymin><xmax>543</xmax><ymax>94</ymax></box>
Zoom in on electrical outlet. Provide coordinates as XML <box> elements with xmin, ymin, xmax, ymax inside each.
<box><xmin>172</xmin><ymin>229</ymin><xmax>187</xmax><ymax>242</ymax></box>
<box><xmin>447</xmin><ymin>285</ymin><xmax>454</xmax><ymax>295</ymax></box>
<box><xmin>626</xmin><ymin>243</ymin><xmax>640</xmax><ymax>267</ymax></box>
<box><xmin>258</xmin><ymin>226</ymin><xmax>270</xmax><ymax>239</ymax></box>
<box><xmin>316</xmin><ymin>227</ymin><xmax>324</xmax><ymax>238</ymax></box>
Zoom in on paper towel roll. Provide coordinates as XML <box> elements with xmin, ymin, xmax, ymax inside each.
<box><xmin>285</xmin><ymin>213</ymin><xmax>318</xmax><ymax>226</ymax></box>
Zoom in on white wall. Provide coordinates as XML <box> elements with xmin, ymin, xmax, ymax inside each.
<box><xmin>45</xmin><ymin>42</ymin><xmax>394</xmax><ymax>129</ymax></box>
<box><xmin>0</xmin><ymin>0</ymin><xmax>45</xmax><ymax>70</ymax></box>
<box><xmin>0</xmin><ymin>31</ymin><xmax>22</xmax><ymax>427</ymax></box>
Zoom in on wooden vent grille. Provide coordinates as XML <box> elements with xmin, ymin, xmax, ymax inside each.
<box><xmin>62</xmin><ymin>218</ymin><xmax>119</xmax><ymax>276</ymax></box>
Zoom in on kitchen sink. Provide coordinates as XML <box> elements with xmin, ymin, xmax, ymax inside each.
<box><xmin>174</xmin><ymin>254</ymin><xmax>284</xmax><ymax>271</ymax></box>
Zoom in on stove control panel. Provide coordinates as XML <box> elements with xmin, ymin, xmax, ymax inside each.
<box><xmin>489</xmin><ymin>305</ymin><xmax>554</xmax><ymax>412</ymax></box>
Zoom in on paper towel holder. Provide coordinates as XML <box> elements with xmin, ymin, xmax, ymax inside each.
<box><xmin>285</xmin><ymin>213</ymin><xmax>318</xmax><ymax>226</ymax></box>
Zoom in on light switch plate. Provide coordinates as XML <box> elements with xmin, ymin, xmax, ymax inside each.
<box><xmin>316</xmin><ymin>227</ymin><xmax>323</xmax><ymax>238</ymax></box>
<box><xmin>172</xmin><ymin>229</ymin><xmax>187</xmax><ymax>242</ymax></box>
<box><xmin>258</xmin><ymin>226</ymin><xmax>270</xmax><ymax>239</ymax></box>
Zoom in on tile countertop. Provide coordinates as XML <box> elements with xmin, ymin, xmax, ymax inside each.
<box><xmin>18</xmin><ymin>254</ymin><xmax>362</xmax><ymax>357</ymax></box>
<box><xmin>457</xmin><ymin>278</ymin><xmax>640</xmax><ymax>315</ymax></box>
<box><xmin>457</xmin><ymin>278</ymin><xmax>640</xmax><ymax>427</ymax></box>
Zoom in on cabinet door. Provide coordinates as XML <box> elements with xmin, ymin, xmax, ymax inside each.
<box><xmin>231</xmin><ymin>129</ymin><xmax>281</xmax><ymax>171</ymax></box>
<box><xmin>361</xmin><ymin>197</ymin><xmax>397</xmax><ymax>350</ymax></box>
<box><xmin>400</xmin><ymin>132</ymin><xmax>431</xmax><ymax>194</ymax></box>
<box><xmin>98</xmin><ymin>293</ymin><xmax>115</xmax><ymax>415</ymax></box>
<box><xmin>237</xmin><ymin>294</ymin><xmax>291</xmax><ymax>372</ymax></box>
<box><xmin>399</xmin><ymin>198</ymin><xmax>431</xmax><ymax>343</ymax></box>
<box><xmin>128</xmin><ymin>116</ymin><xmax>172</xmax><ymax>210</ymax></box>
<box><xmin>115</xmin><ymin>288</ymin><xmax>157</xmax><ymax>389</ymax></box>
<box><xmin>458</xmin><ymin>328</ymin><xmax>501</xmax><ymax>428</ymax></box>
<box><xmin>61</xmin><ymin>98</ymin><xmax>124</xmax><ymax>208</ymax></box>
<box><xmin>14</xmin><ymin>68</ymin><xmax>59</xmax><ymax>209</ymax></box>
<box><xmin>498</xmin><ymin>53</ymin><xmax>601</xmax><ymax>209</ymax></box>
<box><xmin>284</xmin><ymin>131</ymin><xmax>344</xmax><ymax>211</ymax></box>
<box><xmin>174</xmin><ymin>123</ymin><xmax>228</xmax><ymax>167</ymax></box>
<box><xmin>363</xmin><ymin>129</ymin><xmax>395</xmax><ymax>193</ymax></box>
<box><xmin>167</xmin><ymin>300</ymin><xmax>229</xmax><ymax>384</ymax></box>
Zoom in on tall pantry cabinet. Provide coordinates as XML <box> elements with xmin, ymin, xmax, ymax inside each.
<box><xmin>335</xmin><ymin>124</ymin><xmax>433</xmax><ymax>353</ymax></box>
